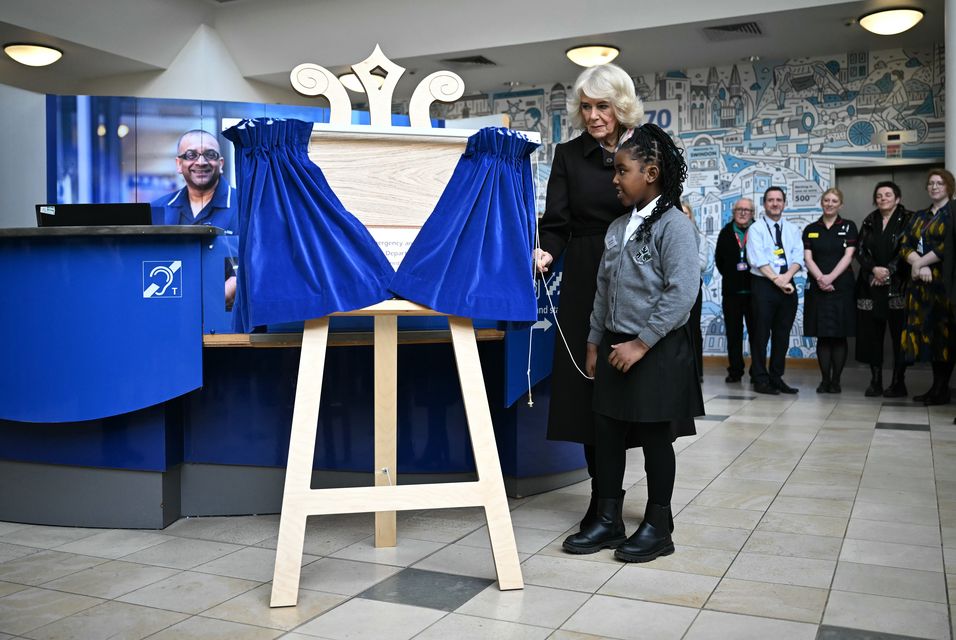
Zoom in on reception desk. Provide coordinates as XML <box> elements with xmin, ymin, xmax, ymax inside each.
<box><xmin>0</xmin><ymin>226</ymin><xmax>584</xmax><ymax>528</ymax></box>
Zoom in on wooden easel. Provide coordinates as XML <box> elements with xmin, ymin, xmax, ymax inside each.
<box><xmin>270</xmin><ymin>301</ymin><xmax>523</xmax><ymax>607</ymax></box>
<box><xmin>268</xmin><ymin>47</ymin><xmax>532</xmax><ymax>607</ymax></box>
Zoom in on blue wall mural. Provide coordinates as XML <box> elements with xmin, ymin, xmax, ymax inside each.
<box><xmin>436</xmin><ymin>45</ymin><xmax>945</xmax><ymax>358</ymax></box>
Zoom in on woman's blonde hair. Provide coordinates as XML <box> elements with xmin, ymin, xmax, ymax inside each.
<box><xmin>821</xmin><ymin>187</ymin><xmax>844</xmax><ymax>205</ymax></box>
<box><xmin>567</xmin><ymin>63</ymin><xmax>644</xmax><ymax>130</ymax></box>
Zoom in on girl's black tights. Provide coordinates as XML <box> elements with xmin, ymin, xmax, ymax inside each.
<box><xmin>594</xmin><ymin>415</ymin><xmax>675</xmax><ymax>505</ymax></box>
<box><xmin>817</xmin><ymin>337</ymin><xmax>848</xmax><ymax>381</ymax></box>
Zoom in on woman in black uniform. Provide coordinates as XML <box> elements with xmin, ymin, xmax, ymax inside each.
<box><xmin>535</xmin><ymin>63</ymin><xmax>643</xmax><ymax>529</ymax></box>
<box><xmin>803</xmin><ymin>188</ymin><xmax>858</xmax><ymax>393</ymax></box>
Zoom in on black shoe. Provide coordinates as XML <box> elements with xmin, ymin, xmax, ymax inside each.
<box><xmin>827</xmin><ymin>381</ymin><xmax>842</xmax><ymax>393</ymax></box>
<box><xmin>725</xmin><ymin>375</ymin><xmax>741</xmax><ymax>383</ymax></box>
<box><xmin>754</xmin><ymin>382</ymin><xmax>780</xmax><ymax>395</ymax></box>
<box><xmin>579</xmin><ymin>491</ymin><xmax>598</xmax><ymax>532</ymax></box>
<box><xmin>924</xmin><ymin>390</ymin><xmax>951</xmax><ymax>406</ymax></box>
<box><xmin>774</xmin><ymin>380</ymin><xmax>798</xmax><ymax>394</ymax></box>
<box><xmin>563</xmin><ymin>494</ymin><xmax>626</xmax><ymax>554</ymax></box>
<box><xmin>816</xmin><ymin>382</ymin><xmax>829</xmax><ymax>393</ymax></box>
<box><xmin>614</xmin><ymin>503</ymin><xmax>675</xmax><ymax>563</ymax></box>
<box><xmin>884</xmin><ymin>366</ymin><xmax>907</xmax><ymax>398</ymax></box>
<box><xmin>914</xmin><ymin>389</ymin><xmax>933</xmax><ymax>402</ymax></box>
<box><xmin>865</xmin><ymin>366</ymin><xmax>883</xmax><ymax>397</ymax></box>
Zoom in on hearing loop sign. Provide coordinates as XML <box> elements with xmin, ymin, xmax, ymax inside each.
<box><xmin>143</xmin><ymin>261</ymin><xmax>183</xmax><ymax>298</ymax></box>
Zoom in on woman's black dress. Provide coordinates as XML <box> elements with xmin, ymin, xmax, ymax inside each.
<box><xmin>802</xmin><ymin>216</ymin><xmax>858</xmax><ymax>337</ymax></box>
<box><xmin>538</xmin><ymin>132</ymin><xmax>632</xmax><ymax>446</ymax></box>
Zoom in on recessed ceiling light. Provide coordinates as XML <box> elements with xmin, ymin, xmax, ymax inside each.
<box><xmin>858</xmin><ymin>8</ymin><xmax>924</xmax><ymax>35</ymax></box>
<box><xmin>3</xmin><ymin>43</ymin><xmax>62</xmax><ymax>67</ymax></box>
<box><xmin>338</xmin><ymin>72</ymin><xmax>386</xmax><ymax>93</ymax></box>
<box><xmin>566</xmin><ymin>45</ymin><xmax>620</xmax><ymax>68</ymax></box>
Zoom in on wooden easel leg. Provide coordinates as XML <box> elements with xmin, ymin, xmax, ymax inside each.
<box><xmin>374</xmin><ymin>315</ymin><xmax>397</xmax><ymax>547</ymax></box>
<box><xmin>448</xmin><ymin>317</ymin><xmax>523</xmax><ymax>590</ymax></box>
<box><xmin>270</xmin><ymin>318</ymin><xmax>330</xmax><ymax>608</ymax></box>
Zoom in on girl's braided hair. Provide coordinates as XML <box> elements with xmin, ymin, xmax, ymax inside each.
<box><xmin>620</xmin><ymin>123</ymin><xmax>688</xmax><ymax>243</ymax></box>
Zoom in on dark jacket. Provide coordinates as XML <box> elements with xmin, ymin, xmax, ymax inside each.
<box><xmin>538</xmin><ymin>132</ymin><xmax>628</xmax><ymax>260</ymax></box>
<box><xmin>715</xmin><ymin>221</ymin><xmax>752</xmax><ymax>296</ymax></box>
<box><xmin>855</xmin><ymin>204</ymin><xmax>911</xmax><ymax>309</ymax></box>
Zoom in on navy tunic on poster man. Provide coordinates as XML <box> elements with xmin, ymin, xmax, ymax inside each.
<box><xmin>150</xmin><ymin>175</ymin><xmax>239</xmax><ymax>234</ymax></box>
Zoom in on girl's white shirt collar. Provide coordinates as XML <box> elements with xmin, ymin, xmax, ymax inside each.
<box><xmin>624</xmin><ymin>196</ymin><xmax>661</xmax><ymax>242</ymax></box>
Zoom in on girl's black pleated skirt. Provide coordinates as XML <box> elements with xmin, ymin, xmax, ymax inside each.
<box><xmin>592</xmin><ymin>324</ymin><xmax>704</xmax><ymax>445</ymax></box>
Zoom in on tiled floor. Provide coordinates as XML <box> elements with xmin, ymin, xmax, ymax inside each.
<box><xmin>1</xmin><ymin>365</ymin><xmax>955</xmax><ymax>639</ymax></box>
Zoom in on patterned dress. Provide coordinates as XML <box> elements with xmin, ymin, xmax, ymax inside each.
<box><xmin>900</xmin><ymin>202</ymin><xmax>954</xmax><ymax>363</ymax></box>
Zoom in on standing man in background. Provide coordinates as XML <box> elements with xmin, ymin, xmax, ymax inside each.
<box><xmin>715</xmin><ymin>198</ymin><xmax>756</xmax><ymax>383</ymax></box>
<box><xmin>746</xmin><ymin>187</ymin><xmax>805</xmax><ymax>395</ymax></box>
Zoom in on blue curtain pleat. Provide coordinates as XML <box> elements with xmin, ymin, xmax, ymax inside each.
<box><xmin>389</xmin><ymin>127</ymin><xmax>540</xmax><ymax>321</ymax></box>
<box><xmin>224</xmin><ymin>118</ymin><xmax>394</xmax><ymax>332</ymax></box>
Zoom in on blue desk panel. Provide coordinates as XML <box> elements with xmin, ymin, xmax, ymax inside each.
<box><xmin>1</xmin><ymin>234</ymin><xmax>203</xmax><ymax>423</ymax></box>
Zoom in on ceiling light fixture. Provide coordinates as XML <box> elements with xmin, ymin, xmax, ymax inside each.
<box><xmin>566</xmin><ymin>45</ymin><xmax>620</xmax><ymax>67</ymax></box>
<box><xmin>3</xmin><ymin>43</ymin><xmax>62</xmax><ymax>67</ymax></box>
<box><xmin>858</xmin><ymin>8</ymin><xmax>924</xmax><ymax>35</ymax></box>
<box><xmin>338</xmin><ymin>72</ymin><xmax>386</xmax><ymax>93</ymax></box>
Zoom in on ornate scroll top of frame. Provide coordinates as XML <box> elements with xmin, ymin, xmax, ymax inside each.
<box><xmin>290</xmin><ymin>45</ymin><xmax>464</xmax><ymax>128</ymax></box>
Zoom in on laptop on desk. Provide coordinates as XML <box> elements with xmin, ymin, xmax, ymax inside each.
<box><xmin>35</xmin><ymin>203</ymin><xmax>153</xmax><ymax>227</ymax></box>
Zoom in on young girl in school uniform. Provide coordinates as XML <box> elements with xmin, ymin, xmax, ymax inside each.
<box><xmin>562</xmin><ymin>123</ymin><xmax>704</xmax><ymax>562</ymax></box>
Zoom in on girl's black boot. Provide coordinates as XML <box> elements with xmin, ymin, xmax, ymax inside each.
<box><xmin>614</xmin><ymin>503</ymin><xmax>675</xmax><ymax>563</ymax></box>
<box><xmin>563</xmin><ymin>494</ymin><xmax>626</xmax><ymax>554</ymax></box>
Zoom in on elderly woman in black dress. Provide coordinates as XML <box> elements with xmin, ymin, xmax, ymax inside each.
<box><xmin>803</xmin><ymin>188</ymin><xmax>857</xmax><ymax>393</ymax></box>
<box><xmin>535</xmin><ymin>63</ymin><xmax>643</xmax><ymax>529</ymax></box>
<box><xmin>855</xmin><ymin>181</ymin><xmax>911</xmax><ymax>397</ymax></box>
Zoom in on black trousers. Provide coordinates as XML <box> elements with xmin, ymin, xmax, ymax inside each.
<box><xmin>856</xmin><ymin>309</ymin><xmax>905</xmax><ymax>368</ymax></box>
<box><xmin>750</xmin><ymin>277</ymin><xmax>798</xmax><ymax>385</ymax></box>
<box><xmin>722</xmin><ymin>292</ymin><xmax>755</xmax><ymax>378</ymax></box>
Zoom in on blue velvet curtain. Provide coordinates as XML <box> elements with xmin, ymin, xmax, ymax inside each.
<box><xmin>389</xmin><ymin>127</ymin><xmax>540</xmax><ymax>321</ymax></box>
<box><xmin>224</xmin><ymin>118</ymin><xmax>393</xmax><ymax>332</ymax></box>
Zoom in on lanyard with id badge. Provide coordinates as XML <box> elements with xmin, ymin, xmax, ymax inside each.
<box><xmin>765</xmin><ymin>219</ymin><xmax>787</xmax><ymax>274</ymax></box>
<box><xmin>735</xmin><ymin>227</ymin><xmax>749</xmax><ymax>271</ymax></box>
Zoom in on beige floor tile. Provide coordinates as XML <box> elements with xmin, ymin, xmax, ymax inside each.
<box><xmin>768</xmin><ymin>496</ymin><xmax>853</xmax><ymax>518</ymax></box>
<box><xmin>756</xmin><ymin>511</ymin><xmax>848</xmax><ymax>537</ymax></box>
<box><xmin>855</xmin><ymin>486</ymin><xmax>938</xmax><ymax>508</ymax></box>
<box><xmin>0</xmin><ymin>587</ymin><xmax>101</xmax><ymax>635</ymax></box>
<box><xmin>0</xmin><ymin>523</ymin><xmax>28</xmax><ymax>537</ymax></box>
<box><xmin>704</xmin><ymin>577</ymin><xmax>826</xmax><ymax>623</ymax></box>
<box><xmin>721</xmin><ymin>456</ymin><xmax>796</xmax><ymax>482</ymax></box>
<box><xmin>413</xmin><ymin>613</ymin><xmax>551</xmax><ymax>640</ymax></box>
<box><xmin>116</xmin><ymin>570</ymin><xmax>259</xmax><ymax>614</ymax></box>
<box><xmin>519</xmin><ymin>554</ymin><xmax>620</xmax><ymax>593</ymax></box>
<box><xmin>0</xmin><ymin>550</ymin><xmax>107</xmax><ymax>586</ymax></box>
<box><xmin>683</xmin><ymin>609</ymin><xmax>817</xmax><ymax>640</ymax></box>
<box><xmin>0</xmin><ymin>541</ymin><xmax>40</xmax><ymax>564</ymax></box>
<box><xmin>786</xmin><ymin>467</ymin><xmax>862</xmax><ymax>487</ymax></box>
<box><xmin>194</xmin><ymin>546</ymin><xmax>317</xmax><ymax>582</ymax></box>
<box><xmin>0</xmin><ymin>581</ymin><xmax>27</xmax><ymax>598</ymax></box>
<box><xmin>832</xmin><ymin>561</ymin><xmax>947</xmax><ymax>603</ymax></box>
<box><xmin>22</xmin><ymin>600</ymin><xmax>187</xmax><ymax>640</ymax></box>
<box><xmin>690</xmin><ymin>490</ymin><xmax>773</xmax><ymax>511</ymax></box>
<box><xmin>298</xmin><ymin>557</ymin><xmax>402</xmax><ymax>595</ymax></box>
<box><xmin>53</xmin><ymin>530</ymin><xmax>170</xmax><ymax>559</ymax></box>
<box><xmin>638</xmin><ymin>544</ymin><xmax>736</xmax><ymax>578</ymax></box>
<box><xmin>671</xmin><ymin>522</ymin><xmax>750</xmax><ymax>552</ymax></box>
<box><xmin>295</xmin><ymin>599</ymin><xmax>444</xmax><ymax>640</ymax></box>
<box><xmin>535</xmin><ymin>536</ymin><xmax>622</xmax><ymax>566</ymax></box>
<box><xmin>147</xmin><ymin>616</ymin><xmax>282</xmax><ymax>639</ymax></box>
<box><xmin>839</xmin><ymin>537</ymin><xmax>944</xmax><ymax>572</ymax></box>
<box><xmin>256</xmin><ymin>526</ymin><xmax>371</xmax><ymax>556</ymax></box>
<box><xmin>674</xmin><ymin>505</ymin><xmax>762</xmax><ymax>530</ymax></box>
<box><xmin>824</xmin><ymin>589</ymin><xmax>950</xmax><ymax>640</ymax></box>
<box><xmin>457</xmin><ymin>583</ymin><xmax>589</xmax><ymax>628</ymax></box>
<box><xmin>41</xmin><ymin>560</ymin><xmax>179</xmax><ymax>599</ymax></box>
<box><xmin>162</xmin><ymin>515</ymin><xmax>280</xmax><ymax>546</ymax></box>
<box><xmin>521</xmin><ymin>491</ymin><xmax>590</xmax><ymax>514</ymax></box>
<box><xmin>508</xmin><ymin>507</ymin><xmax>584</xmax><ymax>532</ymax></box>
<box><xmin>0</xmin><ymin>525</ymin><xmax>99</xmax><ymax>550</ymax></box>
<box><xmin>860</xmin><ymin>470</ymin><xmax>938</xmax><ymax>494</ymax></box>
<box><xmin>412</xmin><ymin>544</ymin><xmax>530</xmax><ymax>581</ymax></box>
<box><xmin>725</xmin><ymin>552</ymin><xmax>835</xmax><ymax>588</ymax></box>
<box><xmin>330</xmin><ymin>535</ymin><xmax>445</xmax><ymax>567</ymax></box>
<box><xmin>599</xmin><ymin>565</ymin><xmax>718</xmax><ymax>607</ymax></box>
<box><xmin>742</xmin><ymin>529</ymin><xmax>841</xmax><ymax>560</ymax></box>
<box><xmin>777</xmin><ymin>481</ymin><xmax>856</xmax><ymax>500</ymax></box>
<box><xmin>457</xmin><ymin>525</ymin><xmax>561</xmax><ymax>555</ymax></box>
<box><xmin>845</xmin><ymin>517</ymin><xmax>941</xmax><ymax>547</ymax></box>
<box><xmin>560</xmin><ymin>594</ymin><xmax>697</xmax><ymax>639</ymax></box>
<box><xmin>201</xmin><ymin>583</ymin><xmax>345</xmax><ymax>631</ymax></box>
<box><xmin>121</xmin><ymin>537</ymin><xmax>244</xmax><ymax>569</ymax></box>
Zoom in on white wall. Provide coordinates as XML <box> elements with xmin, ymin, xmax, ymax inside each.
<box><xmin>0</xmin><ymin>84</ymin><xmax>46</xmax><ymax>227</ymax></box>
